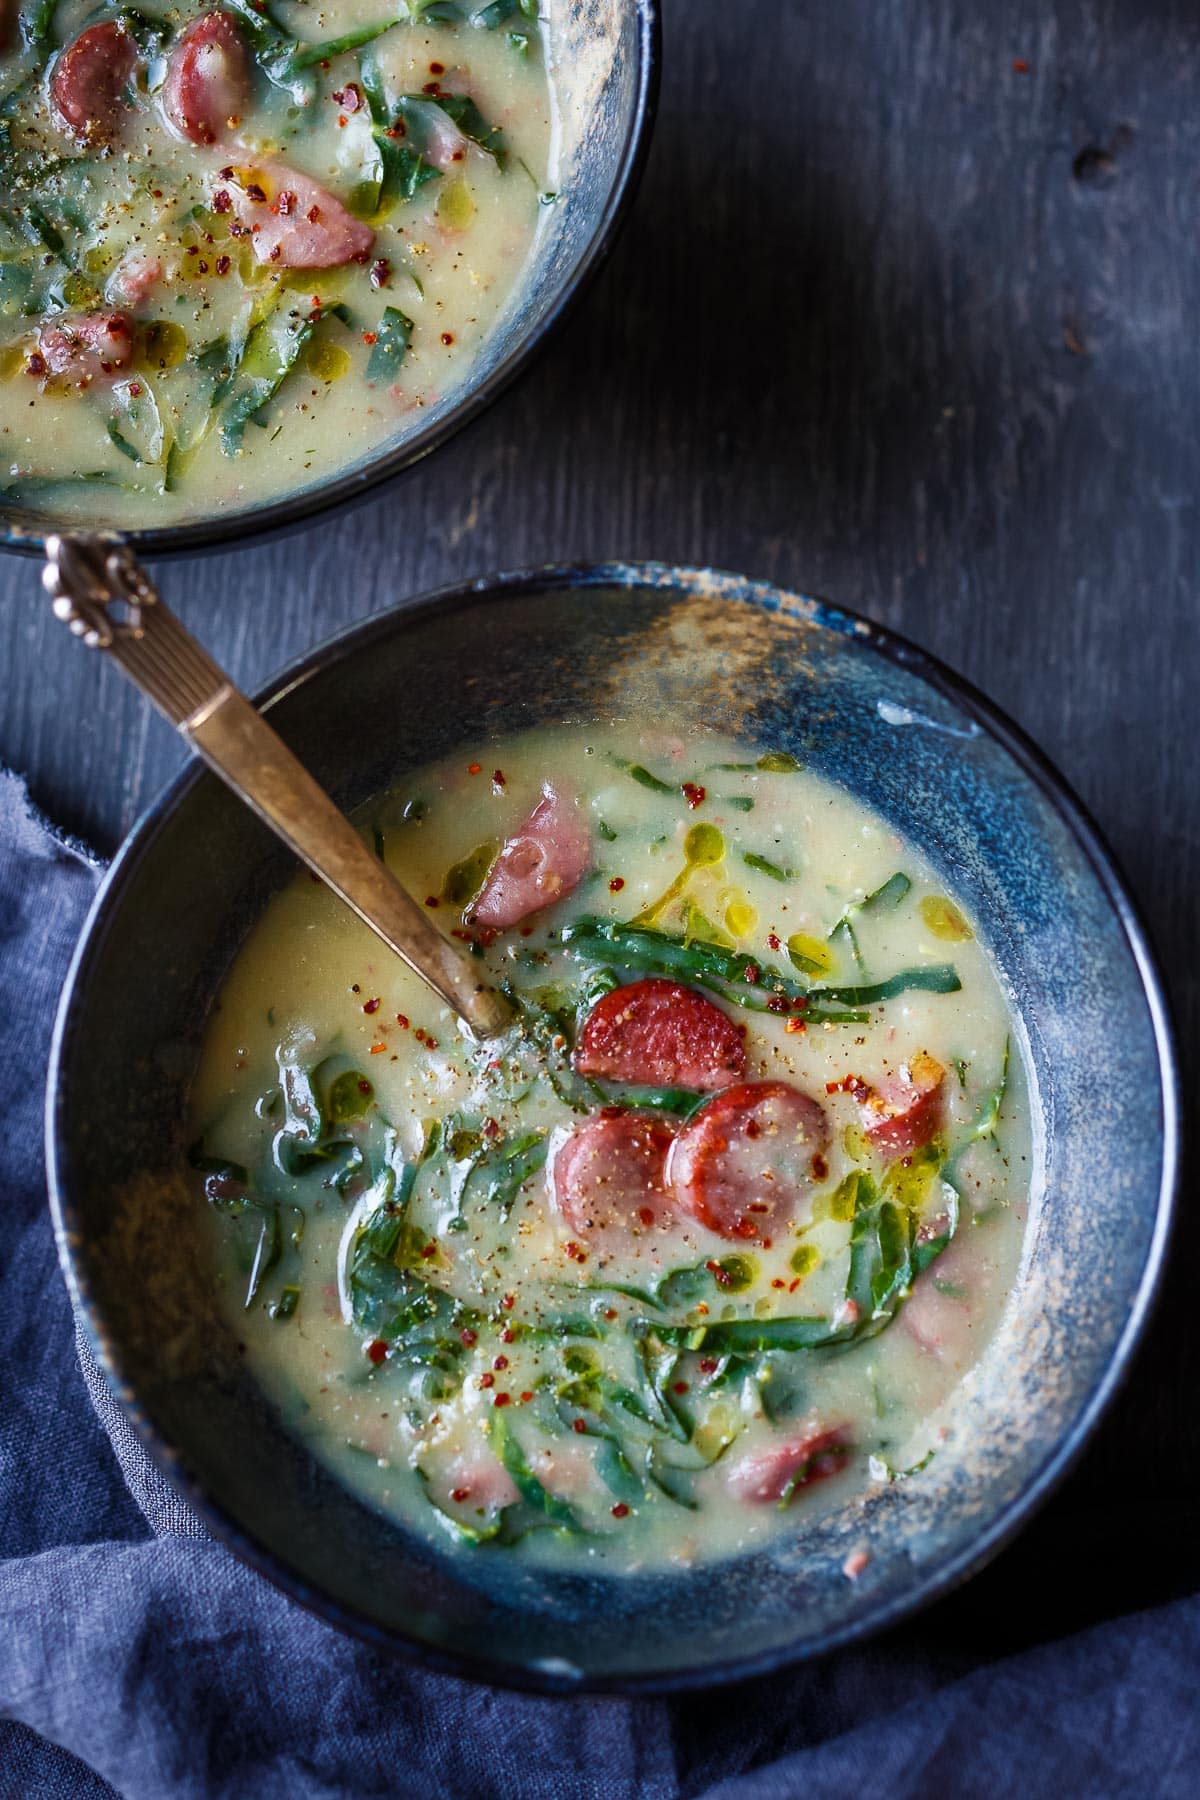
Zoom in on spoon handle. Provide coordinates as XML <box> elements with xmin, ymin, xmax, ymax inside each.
<box><xmin>43</xmin><ymin>533</ymin><xmax>513</xmax><ymax>1041</ymax></box>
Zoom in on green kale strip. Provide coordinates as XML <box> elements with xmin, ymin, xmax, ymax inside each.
<box><xmin>829</xmin><ymin>871</ymin><xmax>912</xmax><ymax>974</ymax></box>
<box><xmin>366</xmin><ymin>305</ymin><xmax>414</xmax><ymax>384</ymax></box>
<box><xmin>359</xmin><ymin>50</ymin><xmax>441</xmax><ymax>216</ymax></box>
<box><xmin>559</xmin><ymin>916</ymin><xmax>960</xmax><ymax>1021</ymax></box>
<box><xmin>220</xmin><ymin>302</ymin><xmax>350</xmax><ymax>455</ymax></box>
<box><xmin>397</xmin><ymin>90</ymin><xmax>506</xmax><ymax>161</ymax></box>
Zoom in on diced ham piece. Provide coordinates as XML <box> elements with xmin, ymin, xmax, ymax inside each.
<box><xmin>36</xmin><ymin>312</ymin><xmax>135</xmax><ymax>383</ymax></box>
<box><xmin>859</xmin><ymin>1052</ymin><xmax>946</xmax><ymax>1159</ymax></box>
<box><xmin>51</xmin><ymin>22</ymin><xmax>137</xmax><ymax>145</ymax></box>
<box><xmin>574</xmin><ymin>979</ymin><xmax>746</xmax><ymax>1093</ymax></box>
<box><xmin>728</xmin><ymin>1426</ymin><xmax>852</xmax><ymax>1504</ymax></box>
<box><xmin>161</xmin><ymin>11</ymin><xmax>250</xmax><ymax>146</ymax></box>
<box><xmin>106</xmin><ymin>252</ymin><xmax>162</xmax><ymax>310</ymax></box>
<box><xmin>468</xmin><ymin>785</ymin><xmax>590</xmax><ymax>932</ymax></box>
<box><xmin>667</xmin><ymin>1081</ymin><xmax>831</xmax><ymax>1242</ymax></box>
<box><xmin>215</xmin><ymin>162</ymin><xmax>374</xmax><ymax>270</ymax></box>
<box><xmin>550</xmin><ymin>1111</ymin><xmax>678</xmax><ymax>1246</ymax></box>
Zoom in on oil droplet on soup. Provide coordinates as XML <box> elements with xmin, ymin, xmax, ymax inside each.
<box><xmin>0</xmin><ymin>2</ymin><xmax>554</xmax><ymax>528</ymax></box>
<box><xmin>189</xmin><ymin>723</ymin><xmax>1034</xmax><ymax>1570</ymax></box>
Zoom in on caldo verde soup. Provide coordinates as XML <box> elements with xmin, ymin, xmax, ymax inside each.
<box><xmin>191</xmin><ymin>724</ymin><xmax>1032</xmax><ymax>1570</ymax></box>
<box><xmin>0</xmin><ymin>1</ymin><xmax>553</xmax><ymax>525</ymax></box>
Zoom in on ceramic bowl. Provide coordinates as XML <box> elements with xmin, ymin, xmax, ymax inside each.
<box><xmin>47</xmin><ymin>564</ymin><xmax>1178</xmax><ymax>1691</ymax></box>
<box><xmin>2</xmin><ymin>2</ymin><xmax>660</xmax><ymax>557</ymax></box>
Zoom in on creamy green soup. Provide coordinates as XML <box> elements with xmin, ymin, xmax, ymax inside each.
<box><xmin>0</xmin><ymin>1</ymin><xmax>553</xmax><ymax>525</ymax></box>
<box><xmin>190</xmin><ymin>723</ymin><xmax>1033</xmax><ymax>1572</ymax></box>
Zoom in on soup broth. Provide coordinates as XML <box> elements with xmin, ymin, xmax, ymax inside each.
<box><xmin>0</xmin><ymin>1</ymin><xmax>554</xmax><ymax>526</ymax></box>
<box><xmin>190</xmin><ymin>722</ymin><xmax>1034</xmax><ymax>1571</ymax></box>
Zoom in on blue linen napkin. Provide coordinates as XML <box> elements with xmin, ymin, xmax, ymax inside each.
<box><xmin>2</xmin><ymin>766</ymin><xmax>1197</xmax><ymax>1799</ymax></box>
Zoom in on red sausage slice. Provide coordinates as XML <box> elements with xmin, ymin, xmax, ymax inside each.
<box><xmin>550</xmin><ymin>1112</ymin><xmax>678</xmax><ymax>1245</ymax></box>
<box><xmin>727</xmin><ymin>1426</ymin><xmax>851</xmax><ymax>1503</ymax></box>
<box><xmin>216</xmin><ymin>163</ymin><xmax>374</xmax><ymax>270</ymax></box>
<box><xmin>37</xmin><ymin>313</ymin><xmax>135</xmax><ymax>383</ymax></box>
<box><xmin>51</xmin><ymin>22</ymin><xmax>137</xmax><ymax>144</ymax></box>
<box><xmin>469</xmin><ymin>786</ymin><xmax>590</xmax><ymax>932</ymax></box>
<box><xmin>667</xmin><ymin>1081</ymin><xmax>830</xmax><ymax>1241</ymax></box>
<box><xmin>859</xmin><ymin>1052</ymin><xmax>945</xmax><ymax>1159</ymax></box>
<box><xmin>162</xmin><ymin>11</ymin><xmax>250</xmax><ymax>146</ymax></box>
<box><xmin>574</xmin><ymin>979</ymin><xmax>746</xmax><ymax>1093</ymax></box>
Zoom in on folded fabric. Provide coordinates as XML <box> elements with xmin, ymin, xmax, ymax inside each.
<box><xmin>2</xmin><ymin>767</ymin><xmax>1196</xmax><ymax>1800</ymax></box>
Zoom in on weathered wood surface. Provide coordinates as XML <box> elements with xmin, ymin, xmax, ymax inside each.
<box><xmin>2</xmin><ymin>0</ymin><xmax>1197</xmax><ymax>1653</ymax></box>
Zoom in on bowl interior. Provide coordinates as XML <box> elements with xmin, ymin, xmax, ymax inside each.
<box><xmin>49</xmin><ymin>568</ymin><xmax>1174</xmax><ymax>1690</ymax></box>
<box><xmin>2</xmin><ymin>0</ymin><xmax>656</xmax><ymax>556</ymax></box>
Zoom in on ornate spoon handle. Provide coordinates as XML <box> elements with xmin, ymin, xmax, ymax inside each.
<box><xmin>44</xmin><ymin>532</ymin><xmax>513</xmax><ymax>1041</ymax></box>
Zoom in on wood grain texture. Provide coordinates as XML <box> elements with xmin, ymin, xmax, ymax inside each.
<box><xmin>1</xmin><ymin>0</ymin><xmax>1197</xmax><ymax>1657</ymax></box>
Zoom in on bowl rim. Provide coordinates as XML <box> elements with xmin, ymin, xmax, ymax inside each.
<box><xmin>45</xmin><ymin>560</ymin><xmax>1181</xmax><ymax>1695</ymax></box>
<box><xmin>1</xmin><ymin>4</ymin><xmax>661</xmax><ymax>562</ymax></box>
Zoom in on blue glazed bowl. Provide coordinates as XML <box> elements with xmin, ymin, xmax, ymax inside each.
<box><xmin>2</xmin><ymin>2</ymin><xmax>659</xmax><ymax>558</ymax></box>
<box><xmin>46</xmin><ymin>564</ymin><xmax>1178</xmax><ymax>1692</ymax></box>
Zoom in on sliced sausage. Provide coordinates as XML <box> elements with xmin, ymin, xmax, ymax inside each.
<box><xmin>162</xmin><ymin>11</ymin><xmax>250</xmax><ymax>146</ymax></box>
<box><xmin>727</xmin><ymin>1426</ymin><xmax>851</xmax><ymax>1503</ymax></box>
<box><xmin>574</xmin><ymin>978</ymin><xmax>746</xmax><ymax>1093</ymax></box>
<box><xmin>550</xmin><ymin>1111</ymin><xmax>678</xmax><ymax>1246</ymax></box>
<box><xmin>859</xmin><ymin>1052</ymin><xmax>945</xmax><ymax>1159</ymax></box>
<box><xmin>468</xmin><ymin>786</ymin><xmax>590</xmax><ymax>932</ymax></box>
<box><xmin>215</xmin><ymin>163</ymin><xmax>374</xmax><ymax>270</ymax></box>
<box><xmin>36</xmin><ymin>313</ymin><xmax>135</xmax><ymax>383</ymax></box>
<box><xmin>106</xmin><ymin>251</ymin><xmax>162</xmax><ymax>309</ymax></box>
<box><xmin>666</xmin><ymin>1081</ymin><xmax>831</xmax><ymax>1242</ymax></box>
<box><xmin>50</xmin><ymin>22</ymin><xmax>137</xmax><ymax>145</ymax></box>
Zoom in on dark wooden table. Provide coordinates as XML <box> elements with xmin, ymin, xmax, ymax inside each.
<box><xmin>3</xmin><ymin>0</ymin><xmax>1196</xmax><ymax>1659</ymax></box>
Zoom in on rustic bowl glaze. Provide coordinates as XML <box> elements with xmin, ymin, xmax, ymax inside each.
<box><xmin>47</xmin><ymin>565</ymin><xmax>1177</xmax><ymax>1691</ymax></box>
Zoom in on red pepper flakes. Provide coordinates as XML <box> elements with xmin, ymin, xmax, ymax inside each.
<box><xmin>369</xmin><ymin>1042</ymin><xmax>387</xmax><ymax>1055</ymax></box>
<box><xmin>306</xmin><ymin>205</ymin><xmax>321</xmax><ymax>224</ymax></box>
<box><xmin>681</xmin><ymin>782</ymin><xmax>706</xmax><ymax>809</ymax></box>
<box><xmin>419</xmin><ymin>1243</ymin><xmax>437</xmax><ymax>1260</ymax></box>
<box><xmin>609</xmin><ymin>876</ymin><xmax>625</xmax><ymax>893</ymax></box>
<box><xmin>493</xmin><ymin>1392</ymin><xmax>511</xmax><ymax>1407</ymax></box>
<box><xmin>492</xmin><ymin>768</ymin><xmax>506</xmax><ymax>788</ymax></box>
<box><xmin>430</xmin><ymin>60</ymin><xmax>445</xmax><ymax>74</ymax></box>
<box><xmin>767</xmin><ymin>933</ymin><xmax>781</xmax><ymax>951</ymax></box>
<box><xmin>519</xmin><ymin>925</ymin><xmax>535</xmax><ymax>937</ymax></box>
<box><xmin>743</xmin><ymin>963</ymin><xmax>760</xmax><ymax>983</ymax></box>
<box><xmin>370</xmin><ymin>258</ymin><xmax>391</xmax><ymax>289</ymax></box>
<box><xmin>502</xmin><ymin>1294</ymin><xmax>515</xmax><ymax>1310</ymax></box>
<box><xmin>811</xmin><ymin>1152</ymin><xmax>829</xmax><ymax>1181</ymax></box>
<box><xmin>366</xmin><ymin>1340</ymin><xmax>388</xmax><ymax>1365</ymax></box>
<box><xmin>331</xmin><ymin>83</ymin><xmax>362</xmax><ymax>112</ymax></box>
<box><xmin>638</xmin><ymin>1206</ymin><xmax>656</xmax><ymax>1228</ymax></box>
<box><xmin>500</xmin><ymin>1326</ymin><xmax>516</xmax><ymax>1344</ymax></box>
<box><xmin>1012</xmin><ymin>56</ymin><xmax>1030</xmax><ymax>73</ymax></box>
<box><xmin>441</xmin><ymin>331</ymin><xmax>456</xmax><ymax>345</ymax></box>
<box><xmin>128</xmin><ymin>381</ymin><xmax>142</xmax><ymax>399</ymax></box>
<box><xmin>706</xmin><ymin>1258</ymin><xmax>735</xmax><ymax>1288</ymax></box>
<box><xmin>827</xmin><ymin>1074</ymin><xmax>871</xmax><ymax>1102</ymax></box>
<box><xmin>362</xmin><ymin>996</ymin><xmax>381</xmax><ymax>1014</ymax></box>
<box><xmin>362</xmin><ymin>331</ymin><xmax>378</xmax><ymax>346</ymax></box>
<box><xmin>424</xmin><ymin>895</ymin><xmax>439</xmax><ymax>908</ymax></box>
<box><xmin>478</xmin><ymin>1372</ymin><xmax>495</xmax><ymax>1389</ymax></box>
<box><xmin>215</xmin><ymin>254</ymin><xmax>232</xmax><ymax>275</ymax></box>
<box><xmin>788</xmin><ymin>1278</ymin><xmax>801</xmax><ymax>1293</ymax></box>
<box><xmin>519</xmin><ymin>1391</ymin><xmax>533</xmax><ymax>1403</ymax></box>
<box><xmin>573</xmin><ymin>1418</ymin><xmax>587</xmax><ymax>1434</ymax></box>
<box><xmin>604</xmin><ymin>1308</ymin><xmax>618</xmax><ymax>1322</ymax></box>
<box><xmin>672</xmin><ymin>1380</ymin><xmax>689</xmax><ymax>1395</ymax></box>
<box><xmin>698</xmin><ymin>1358</ymin><xmax>719</xmax><ymax>1375</ymax></box>
<box><xmin>451</xmin><ymin>1487</ymin><xmax>470</xmax><ymax>1503</ymax></box>
<box><xmin>611</xmin><ymin>1503</ymin><xmax>630</xmax><ymax>1519</ymax></box>
<box><xmin>564</xmin><ymin>1241</ymin><xmax>588</xmax><ymax>1264</ymax></box>
<box><xmin>493</xmin><ymin>1354</ymin><xmax>509</xmax><ymax>1371</ymax></box>
<box><xmin>357</xmin><ymin>1078</ymin><xmax>372</xmax><ymax>1095</ymax></box>
<box><xmin>785</xmin><ymin>1018</ymin><xmax>807</xmax><ymax>1035</ymax></box>
<box><xmin>766</xmin><ymin>995</ymin><xmax>790</xmax><ymax>1014</ymax></box>
<box><xmin>772</xmin><ymin>1278</ymin><xmax>786</xmax><ymax>1290</ymax></box>
<box><xmin>25</xmin><ymin>350</ymin><xmax>46</xmax><ymax>377</ymax></box>
<box><xmin>396</xmin><ymin>1013</ymin><xmax>409</xmax><ymax>1028</ymax></box>
<box><xmin>460</xmin><ymin>1328</ymin><xmax>477</xmax><ymax>1347</ymax></box>
<box><xmin>468</xmin><ymin>762</ymin><xmax>482</xmax><ymax>775</ymax></box>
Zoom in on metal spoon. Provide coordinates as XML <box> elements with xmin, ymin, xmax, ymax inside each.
<box><xmin>44</xmin><ymin>532</ymin><xmax>514</xmax><ymax>1040</ymax></box>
